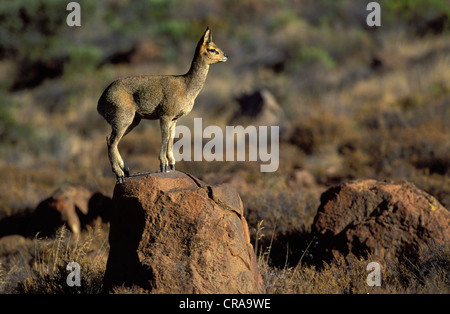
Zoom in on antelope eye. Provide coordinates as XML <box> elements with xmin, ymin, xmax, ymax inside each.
<box><xmin>208</xmin><ymin>48</ymin><xmax>219</xmax><ymax>54</ymax></box>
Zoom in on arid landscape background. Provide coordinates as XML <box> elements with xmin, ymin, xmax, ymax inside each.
<box><xmin>0</xmin><ymin>0</ymin><xmax>449</xmax><ymax>293</ymax></box>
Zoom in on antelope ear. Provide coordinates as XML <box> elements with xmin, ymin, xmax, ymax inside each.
<box><xmin>203</xmin><ymin>27</ymin><xmax>212</xmax><ymax>43</ymax></box>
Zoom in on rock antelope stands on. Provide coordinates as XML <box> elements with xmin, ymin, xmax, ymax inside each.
<box><xmin>97</xmin><ymin>27</ymin><xmax>227</xmax><ymax>182</ymax></box>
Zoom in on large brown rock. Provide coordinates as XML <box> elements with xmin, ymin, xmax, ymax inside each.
<box><xmin>103</xmin><ymin>171</ymin><xmax>263</xmax><ymax>293</ymax></box>
<box><xmin>29</xmin><ymin>186</ymin><xmax>111</xmax><ymax>237</ymax></box>
<box><xmin>313</xmin><ymin>179</ymin><xmax>450</xmax><ymax>264</ymax></box>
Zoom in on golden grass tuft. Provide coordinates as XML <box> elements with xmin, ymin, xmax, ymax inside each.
<box><xmin>9</xmin><ymin>224</ymin><xmax>108</xmax><ymax>294</ymax></box>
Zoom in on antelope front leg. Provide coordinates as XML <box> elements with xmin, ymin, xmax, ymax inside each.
<box><xmin>167</xmin><ymin>120</ymin><xmax>177</xmax><ymax>171</ymax></box>
<box><xmin>159</xmin><ymin>117</ymin><xmax>171</xmax><ymax>172</ymax></box>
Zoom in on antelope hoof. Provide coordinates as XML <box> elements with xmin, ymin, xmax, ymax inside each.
<box><xmin>117</xmin><ymin>176</ymin><xmax>125</xmax><ymax>184</ymax></box>
<box><xmin>160</xmin><ymin>165</ymin><xmax>167</xmax><ymax>173</ymax></box>
<box><xmin>169</xmin><ymin>164</ymin><xmax>175</xmax><ymax>171</ymax></box>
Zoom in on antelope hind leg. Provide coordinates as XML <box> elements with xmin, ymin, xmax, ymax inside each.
<box><xmin>107</xmin><ymin>115</ymin><xmax>136</xmax><ymax>182</ymax></box>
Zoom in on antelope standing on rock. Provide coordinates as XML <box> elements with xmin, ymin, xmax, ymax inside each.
<box><xmin>97</xmin><ymin>27</ymin><xmax>227</xmax><ymax>182</ymax></box>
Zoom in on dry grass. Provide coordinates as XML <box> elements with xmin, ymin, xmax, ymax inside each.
<box><xmin>0</xmin><ymin>224</ymin><xmax>108</xmax><ymax>294</ymax></box>
<box><xmin>2</xmin><ymin>219</ymin><xmax>446</xmax><ymax>294</ymax></box>
<box><xmin>258</xmin><ymin>238</ymin><xmax>450</xmax><ymax>294</ymax></box>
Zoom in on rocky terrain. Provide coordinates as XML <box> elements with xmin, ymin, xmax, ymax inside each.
<box><xmin>0</xmin><ymin>0</ymin><xmax>449</xmax><ymax>294</ymax></box>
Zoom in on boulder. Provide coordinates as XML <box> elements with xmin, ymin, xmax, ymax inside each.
<box><xmin>103</xmin><ymin>171</ymin><xmax>264</xmax><ymax>293</ymax></box>
<box><xmin>28</xmin><ymin>186</ymin><xmax>111</xmax><ymax>237</ymax></box>
<box><xmin>312</xmin><ymin>179</ymin><xmax>450</xmax><ymax>264</ymax></box>
<box><xmin>287</xmin><ymin>168</ymin><xmax>317</xmax><ymax>189</ymax></box>
<box><xmin>230</xmin><ymin>89</ymin><xmax>290</xmax><ymax>136</ymax></box>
